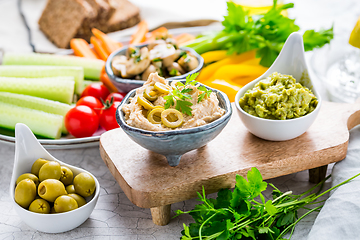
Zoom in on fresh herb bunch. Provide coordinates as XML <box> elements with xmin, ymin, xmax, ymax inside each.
<box><xmin>176</xmin><ymin>167</ymin><xmax>360</xmax><ymax>240</ymax></box>
<box><xmin>164</xmin><ymin>73</ymin><xmax>212</xmax><ymax>116</ymax></box>
<box><xmin>185</xmin><ymin>0</ymin><xmax>333</xmax><ymax>67</ymax></box>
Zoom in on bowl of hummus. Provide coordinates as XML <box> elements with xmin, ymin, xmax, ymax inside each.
<box><xmin>235</xmin><ymin>32</ymin><xmax>322</xmax><ymax>141</ymax></box>
<box><xmin>116</xmin><ymin>72</ymin><xmax>232</xmax><ymax>166</ymax></box>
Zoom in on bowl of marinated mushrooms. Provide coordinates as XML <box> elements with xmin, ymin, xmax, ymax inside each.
<box><xmin>105</xmin><ymin>37</ymin><xmax>204</xmax><ymax>93</ymax></box>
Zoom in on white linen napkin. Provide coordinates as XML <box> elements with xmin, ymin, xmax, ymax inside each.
<box><xmin>307</xmin><ymin>125</ymin><xmax>360</xmax><ymax>240</ymax></box>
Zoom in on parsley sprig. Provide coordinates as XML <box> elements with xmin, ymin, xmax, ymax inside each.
<box><xmin>164</xmin><ymin>73</ymin><xmax>212</xmax><ymax>116</ymax></box>
<box><xmin>176</xmin><ymin>167</ymin><xmax>360</xmax><ymax>240</ymax></box>
<box><xmin>184</xmin><ymin>0</ymin><xmax>333</xmax><ymax>67</ymax></box>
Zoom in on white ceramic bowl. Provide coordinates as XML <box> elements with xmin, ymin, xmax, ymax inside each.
<box><xmin>9</xmin><ymin>123</ymin><xmax>100</xmax><ymax>233</ymax></box>
<box><xmin>235</xmin><ymin>32</ymin><xmax>322</xmax><ymax>141</ymax></box>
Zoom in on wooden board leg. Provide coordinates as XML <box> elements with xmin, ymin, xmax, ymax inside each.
<box><xmin>309</xmin><ymin>165</ymin><xmax>328</xmax><ymax>183</ymax></box>
<box><xmin>150</xmin><ymin>204</ymin><xmax>171</xmax><ymax>226</ymax></box>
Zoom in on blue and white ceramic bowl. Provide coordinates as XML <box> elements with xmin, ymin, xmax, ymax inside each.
<box><xmin>116</xmin><ymin>80</ymin><xmax>232</xmax><ymax>167</ymax></box>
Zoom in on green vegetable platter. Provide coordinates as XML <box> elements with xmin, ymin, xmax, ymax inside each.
<box><xmin>0</xmin><ymin>27</ymin><xmax>218</xmax><ymax>149</ymax></box>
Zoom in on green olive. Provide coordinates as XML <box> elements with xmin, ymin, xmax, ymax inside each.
<box><xmin>14</xmin><ymin>179</ymin><xmax>36</xmax><ymax>208</ymax></box>
<box><xmin>38</xmin><ymin>161</ymin><xmax>61</xmax><ymax>182</ymax></box>
<box><xmin>73</xmin><ymin>172</ymin><xmax>96</xmax><ymax>198</ymax></box>
<box><xmin>50</xmin><ymin>207</ymin><xmax>56</xmax><ymax>214</ymax></box>
<box><xmin>38</xmin><ymin>179</ymin><xmax>67</xmax><ymax>202</ymax></box>
<box><xmin>60</xmin><ymin>166</ymin><xmax>73</xmax><ymax>186</ymax></box>
<box><xmin>54</xmin><ymin>195</ymin><xmax>78</xmax><ymax>213</ymax></box>
<box><xmin>28</xmin><ymin>198</ymin><xmax>50</xmax><ymax>214</ymax></box>
<box><xmin>16</xmin><ymin>173</ymin><xmax>39</xmax><ymax>187</ymax></box>
<box><xmin>147</xmin><ymin>107</ymin><xmax>164</xmax><ymax>124</ymax></box>
<box><xmin>143</xmin><ymin>85</ymin><xmax>158</xmax><ymax>101</ymax></box>
<box><xmin>137</xmin><ymin>95</ymin><xmax>155</xmax><ymax>110</ymax></box>
<box><xmin>65</xmin><ymin>184</ymin><xmax>76</xmax><ymax>194</ymax></box>
<box><xmin>161</xmin><ymin>109</ymin><xmax>184</xmax><ymax>128</ymax></box>
<box><xmin>154</xmin><ymin>82</ymin><xmax>171</xmax><ymax>94</ymax></box>
<box><xmin>68</xmin><ymin>193</ymin><xmax>87</xmax><ymax>208</ymax></box>
<box><xmin>31</xmin><ymin>158</ymin><xmax>49</xmax><ymax>176</ymax></box>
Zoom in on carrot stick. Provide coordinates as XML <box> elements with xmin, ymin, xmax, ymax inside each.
<box><xmin>90</xmin><ymin>36</ymin><xmax>109</xmax><ymax>61</ymax></box>
<box><xmin>70</xmin><ymin>38</ymin><xmax>99</xmax><ymax>59</ymax></box>
<box><xmin>100</xmin><ymin>66</ymin><xmax>118</xmax><ymax>92</ymax></box>
<box><xmin>130</xmin><ymin>20</ymin><xmax>148</xmax><ymax>45</ymax></box>
<box><xmin>145</xmin><ymin>26</ymin><xmax>169</xmax><ymax>42</ymax></box>
<box><xmin>91</xmin><ymin>28</ymin><xmax>123</xmax><ymax>55</ymax></box>
<box><xmin>174</xmin><ymin>33</ymin><xmax>196</xmax><ymax>46</ymax></box>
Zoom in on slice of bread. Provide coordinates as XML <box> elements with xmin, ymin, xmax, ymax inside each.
<box><xmin>101</xmin><ymin>0</ymin><xmax>140</xmax><ymax>33</ymax></box>
<box><xmin>39</xmin><ymin>0</ymin><xmax>96</xmax><ymax>48</ymax></box>
<box><xmin>39</xmin><ymin>0</ymin><xmax>140</xmax><ymax>48</ymax></box>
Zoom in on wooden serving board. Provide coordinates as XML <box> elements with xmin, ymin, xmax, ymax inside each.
<box><xmin>99</xmin><ymin>101</ymin><xmax>360</xmax><ymax>225</ymax></box>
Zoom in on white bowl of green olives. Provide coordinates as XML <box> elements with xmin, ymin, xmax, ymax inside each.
<box><xmin>9</xmin><ymin>123</ymin><xmax>100</xmax><ymax>233</ymax></box>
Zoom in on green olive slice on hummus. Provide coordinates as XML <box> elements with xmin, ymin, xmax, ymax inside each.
<box><xmin>147</xmin><ymin>107</ymin><xmax>164</xmax><ymax>124</ymax></box>
<box><xmin>137</xmin><ymin>95</ymin><xmax>155</xmax><ymax>110</ymax></box>
<box><xmin>143</xmin><ymin>85</ymin><xmax>158</xmax><ymax>101</ymax></box>
<box><xmin>161</xmin><ymin>109</ymin><xmax>183</xmax><ymax>128</ymax></box>
<box><xmin>154</xmin><ymin>82</ymin><xmax>171</xmax><ymax>94</ymax></box>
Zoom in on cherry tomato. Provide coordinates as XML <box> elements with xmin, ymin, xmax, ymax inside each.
<box><xmin>65</xmin><ymin>105</ymin><xmax>99</xmax><ymax>138</ymax></box>
<box><xmin>76</xmin><ymin>96</ymin><xmax>103</xmax><ymax>116</ymax></box>
<box><xmin>99</xmin><ymin>101</ymin><xmax>121</xmax><ymax>131</ymax></box>
<box><xmin>81</xmin><ymin>83</ymin><xmax>110</xmax><ymax>101</ymax></box>
<box><xmin>106</xmin><ymin>92</ymin><xmax>125</xmax><ymax>103</ymax></box>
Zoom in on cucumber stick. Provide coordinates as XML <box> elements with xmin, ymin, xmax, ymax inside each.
<box><xmin>3</xmin><ymin>52</ymin><xmax>104</xmax><ymax>80</ymax></box>
<box><xmin>0</xmin><ymin>101</ymin><xmax>63</xmax><ymax>139</ymax></box>
<box><xmin>0</xmin><ymin>92</ymin><xmax>72</xmax><ymax>134</ymax></box>
<box><xmin>0</xmin><ymin>76</ymin><xmax>75</xmax><ymax>104</ymax></box>
<box><xmin>0</xmin><ymin>65</ymin><xmax>83</xmax><ymax>94</ymax></box>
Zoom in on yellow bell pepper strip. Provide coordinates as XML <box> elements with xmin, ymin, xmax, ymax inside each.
<box><xmin>208</xmin><ymin>63</ymin><xmax>268</xmax><ymax>82</ymax></box>
<box><xmin>241</xmin><ymin>57</ymin><xmax>262</xmax><ymax>65</ymax></box>
<box><xmin>197</xmin><ymin>50</ymin><xmax>256</xmax><ymax>81</ymax></box>
<box><xmin>202</xmin><ymin>79</ymin><xmax>242</xmax><ymax>102</ymax></box>
<box><xmin>232</xmin><ymin>76</ymin><xmax>259</xmax><ymax>87</ymax></box>
<box><xmin>201</xmin><ymin>50</ymin><xmax>228</xmax><ymax>64</ymax></box>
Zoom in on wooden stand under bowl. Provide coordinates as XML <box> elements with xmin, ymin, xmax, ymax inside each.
<box><xmin>99</xmin><ymin>101</ymin><xmax>360</xmax><ymax>226</ymax></box>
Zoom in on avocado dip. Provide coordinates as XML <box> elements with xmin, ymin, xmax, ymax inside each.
<box><xmin>239</xmin><ymin>72</ymin><xmax>318</xmax><ymax>120</ymax></box>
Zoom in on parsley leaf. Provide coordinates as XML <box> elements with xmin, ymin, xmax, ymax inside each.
<box><xmin>176</xmin><ymin>100</ymin><xmax>193</xmax><ymax>116</ymax></box>
<box><xmin>163</xmin><ymin>73</ymin><xmax>211</xmax><ymax>116</ymax></box>
<box><xmin>185</xmin><ymin>72</ymin><xmax>199</xmax><ymax>86</ymax></box>
<box><xmin>185</xmin><ymin>0</ymin><xmax>333</xmax><ymax>67</ymax></box>
<box><xmin>176</xmin><ymin>167</ymin><xmax>360</xmax><ymax>240</ymax></box>
<box><xmin>197</xmin><ymin>85</ymin><xmax>212</xmax><ymax>103</ymax></box>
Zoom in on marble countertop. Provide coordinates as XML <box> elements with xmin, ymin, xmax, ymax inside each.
<box><xmin>0</xmin><ymin>0</ymin><xmax>360</xmax><ymax>239</ymax></box>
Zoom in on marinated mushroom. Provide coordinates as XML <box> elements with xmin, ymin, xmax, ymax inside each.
<box><xmin>112</xmin><ymin>55</ymin><xmax>133</xmax><ymax>78</ymax></box>
<box><xmin>126</xmin><ymin>47</ymin><xmax>151</xmax><ymax>76</ymax></box>
<box><xmin>162</xmin><ymin>49</ymin><xmax>182</xmax><ymax>67</ymax></box>
<box><xmin>148</xmin><ymin>39</ymin><xmax>166</xmax><ymax>50</ymax></box>
<box><xmin>178</xmin><ymin>53</ymin><xmax>199</xmax><ymax>72</ymax></box>
<box><xmin>142</xmin><ymin>64</ymin><xmax>163</xmax><ymax>80</ymax></box>
<box><xmin>167</xmin><ymin>62</ymin><xmax>185</xmax><ymax>76</ymax></box>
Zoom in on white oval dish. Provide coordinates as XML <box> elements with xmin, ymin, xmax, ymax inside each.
<box><xmin>234</xmin><ymin>32</ymin><xmax>322</xmax><ymax>141</ymax></box>
<box><xmin>9</xmin><ymin>123</ymin><xmax>100</xmax><ymax>233</ymax></box>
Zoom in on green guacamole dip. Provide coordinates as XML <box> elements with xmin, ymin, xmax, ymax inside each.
<box><xmin>239</xmin><ymin>72</ymin><xmax>318</xmax><ymax>120</ymax></box>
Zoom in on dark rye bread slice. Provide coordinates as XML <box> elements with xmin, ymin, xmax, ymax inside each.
<box><xmin>84</xmin><ymin>0</ymin><xmax>116</xmax><ymax>26</ymax></box>
<box><xmin>101</xmin><ymin>0</ymin><xmax>140</xmax><ymax>33</ymax></box>
<box><xmin>74</xmin><ymin>0</ymin><xmax>98</xmax><ymax>42</ymax></box>
<box><xmin>39</xmin><ymin>0</ymin><xmax>96</xmax><ymax>48</ymax></box>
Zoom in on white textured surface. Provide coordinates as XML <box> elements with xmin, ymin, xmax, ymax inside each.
<box><xmin>0</xmin><ymin>142</ymin><xmax>333</xmax><ymax>239</ymax></box>
<box><xmin>0</xmin><ymin>0</ymin><xmax>360</xmax><ymax>239</ymax></box>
